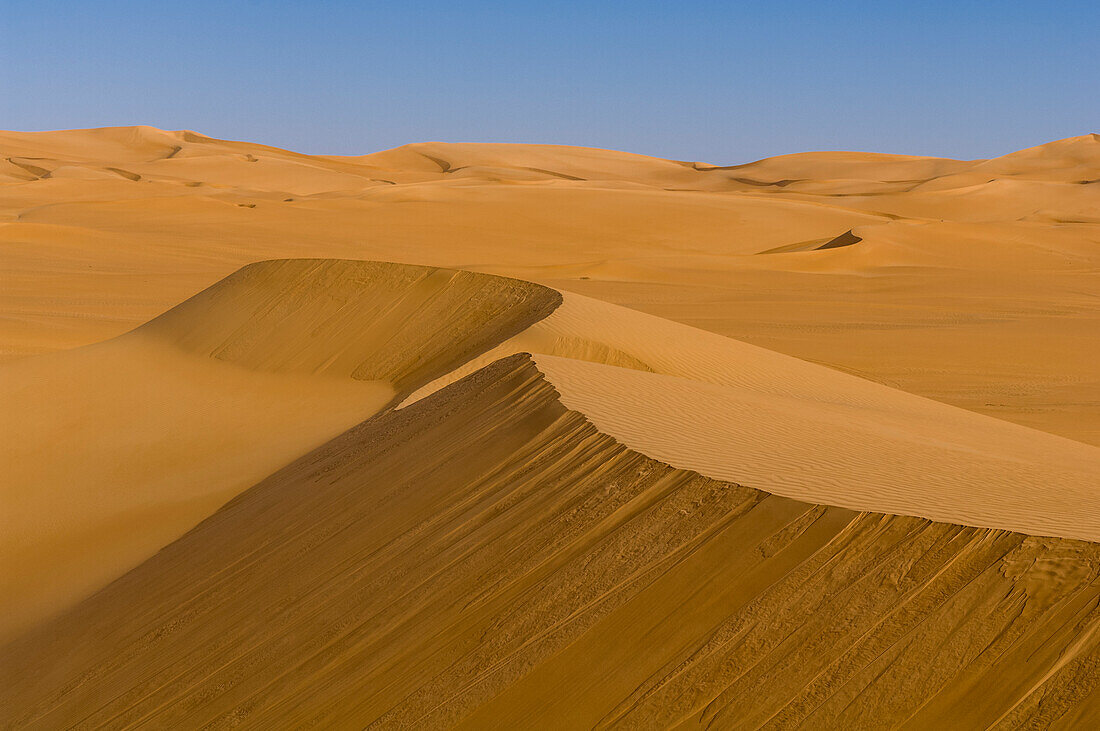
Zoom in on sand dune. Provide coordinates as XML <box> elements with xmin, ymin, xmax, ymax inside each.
<box><xmin>4</xmin><ymin>354</ymin><xmax>1100</xmax><ymax>728</ymax></box>
<box><xmin>536</xmin><ymin>354</ymin><xmax>1100</xmax><ymax>540</ymax></box>
<box><xmin>352</xmin><ymin>141</ymin><xmax>721</xmax><ymax>188</ymax></box>
<box><xmin>2</xmin><ymin>126</ymin><xmax>1099</xmax><ymax>727</ymax></box>
<box><xmin>138</xmin><ymin>258</ymin><xmax>561</xmax><ymax>390</ymax></box>
<box><xmin>2</xmin><ymin>127</ymin><xmax>1096</xmax><ymax>442</ymax></box>
<box><xmin>4</xmin><ymin>258</ymin><xmax>1096</xmax><ymax>645</ymax></box>
<box><xmin>397</xmin><ymin>283</ymin><xmax>1100</xmax><ymax>540</ymax></box>
<box><xmin>0</xmin><ymin>260</ymin><xmax>560</xmax><ymax>641</ymax></box>
<box><xmin>704</xmin><ymin>149</ymin><xmax>976</xmax><ymax>185</ymax></box>
<box><xmin>4</xmin><ymin>255</ymin><xmax>1097</xmax><ymax>627</ymax></box>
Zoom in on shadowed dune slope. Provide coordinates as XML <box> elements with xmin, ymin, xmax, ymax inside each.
<box><xmin>0</xmin><ymin>260</ymin><xmax>561</xmax><ymax>642</ymax></box>
<box><xmin>4</xmin><ymin>354</ymin><xmax>1100</xmax><ymax>729</ymax></box>
<box><xmin>139</xmin><ymin>258</ymin><xmax>562</xmax><ymax>390</ymax></box>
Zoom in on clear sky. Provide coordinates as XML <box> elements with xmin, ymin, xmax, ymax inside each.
<box><xmin>3</xmin><ymin>1</ymin><xmax>1097</xmax><ymax>163</ymax></box>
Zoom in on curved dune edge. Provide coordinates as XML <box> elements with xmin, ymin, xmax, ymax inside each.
<box><xmin>0</xmin><ymin>260</ymin><xmax>563</xmax><ymax>643</ymax></box>
<box><xmin>534</xmin><ymin>354</ymin><xmax>1100</xmax><ymax>542</ymax></box>
<box><xmin>4</xmin><ymin>354</ymin><xmax>1100</xmax><ymax>729</ymax></box>
<box><xmin>400</xmin><ymin>285</ymin><xmax>1100</xmax><ymax>542</ymax></box>
<box><xmin>138</xmin><ymin>258</ymin><xmax>562</xmax><ymax>391</ymax></box>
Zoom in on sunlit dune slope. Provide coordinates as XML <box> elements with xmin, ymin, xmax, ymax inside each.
<box><xmin>4</xmin><ymin>354</ymin><xmax>1100</xmax><ymax>729</ymax></box>
<box><xmin>707</xmin><ymin>149</ymin><xmax>975</xmax><ymax>186</ymax></box>
<box><xmin>402</xmin><ymin>286</ymin><xmax>1100</xmax><ymax>540</ymax></box>
<box><xmin>351</xmin><ymin>141</ymin><xmax>722</xmax><ymax>187</ymax></box>
<box><xmin>0</xmin><ymin>260</ymin><xmax>560</xmax><ymax>642</ymax></box>
<box><xmin>0</xmin><ymin>125</ymin><xmax>381</xmax><ymax>194</ymax></box>
<box><xmin>535</xmin><ymin>354</ymin><xmax>1100</xmax><ymax>541</ymax></box>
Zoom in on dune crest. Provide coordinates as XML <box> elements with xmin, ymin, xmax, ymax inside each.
<box><xmin>139</xmin><ymin>258</ymin><xmax>562</xmax><ymax>389</ymax></box>
<box><xmin>396</xmin><ymin>283</ymin><xmax>1100</xmax><ymax>541</ymax></box>
<box><xmin>535</xmin><ymin>353</ymin><xmax>1100</xmax><ymax>541</ymax></box>
<box><xmin>0</xmin><ymin>260</ymin><xmax>561</xmax><ymax>641</ymax></box>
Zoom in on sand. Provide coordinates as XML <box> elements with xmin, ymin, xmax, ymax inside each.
<box><xmin>1</xmin><ymin>127</ymin><xmax>1097</xmax><ymax>442</ymax></box>
<box><xmin>398</xmin><ymin>286</ymin><xmax>1100</xmax><ymax>539</ymax></box>
<box><xmin>536</xmin><ymin>353</ymin><xmax>1100</xmax><ymax>540</ymax></box>
<box><xmin>0</xmin><ymin>260</ymin><xmax>560</xmax><ymax>642</ymax></box>
<box><xmin>7</xmin><ymin>256</ymin><xmax>1092</xmax><ymax>645</ymax></box>
<box><xmin>2</xmin><ymin>127</ymin><xmax>1099</xmax><ymax>726</ymax></box>
<box><xmin>4</xmin><ymin>354</ymin><xmax>1100</xmax><ymax>728</ymax></box>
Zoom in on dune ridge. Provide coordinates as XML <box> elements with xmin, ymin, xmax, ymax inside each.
<box><xmin>398</xmin><ymin>283</ymin><xmax>1100</xmax><ymax>541</ymax></box>
<box><xmin>138</xmin><ymin>258</ymin><xmax>562</xmax><ymax>390</ymax></box>
<box><xmin>535</xmin><ymin>353</ymin><xmax>1100</xmax><ymax>542</ymax></box>
<box><xmin>0</xmin><ymin>260</ymin><xmax>561</xmax><ymax>642</ymax></box>
<box><xmin>4</xmin><ymin>257</ymin><xmax>1096</xmax><ymax>648</ymax></box>
<box><xmin>4</xmin><ymin>354</ymin><xmax>1100</xmax><ymax>728</ymax></box>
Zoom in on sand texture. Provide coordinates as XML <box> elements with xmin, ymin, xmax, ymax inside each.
<box><xmin>4</xmin><ymin>355</ymin><xmax>1100</xmax><ymax>729</ymax></box>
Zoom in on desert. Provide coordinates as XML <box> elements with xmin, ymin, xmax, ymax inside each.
<box><xmin>0</xmin><ymin>120</ymin><xmax>1098</xmax><ymax>727</ymax></box>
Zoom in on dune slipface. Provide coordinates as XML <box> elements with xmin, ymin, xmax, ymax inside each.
<box><xmin>400</xmin><ymin>287</ymin><xmax>1100</xmax><ymax>541</ymax></box>
<box><xmin>3</xmin><ymin>354</ymin><xmax>1100</xmax><ymax>729</ymax></box>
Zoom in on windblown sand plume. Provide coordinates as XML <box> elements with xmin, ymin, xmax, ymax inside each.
<box><xmin>1</xmin><ymin>128</ymin><xmax>1099</xmax><ymax>728</ymax></box>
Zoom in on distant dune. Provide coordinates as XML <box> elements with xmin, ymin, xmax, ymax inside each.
<box><xmin>1</xmin><ymin>127</ymin><xmax>1097</xmax><ymax>441</ymax></box>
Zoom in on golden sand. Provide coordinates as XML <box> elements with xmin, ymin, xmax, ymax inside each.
<box><xmin>2</xmin><ymin>128</ymin><xmax>1099</xmax><ymax>727</ymax></box>
<box><xmin>2</xmin><ymin>127</ymin><xmax>1097</xmax><ymax>441</ymax></box>
<box><xmin>4</xmin><ymin>355</ymin><xmax>1099</xmax><ymax>728</ymax></box>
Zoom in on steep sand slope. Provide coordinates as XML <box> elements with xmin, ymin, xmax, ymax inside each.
<box><xmin>4</xmin><ymin>355</ymin><xmax>1100</xmax><ymax>729</ymax></box>
<box><xmin>0</xmin><ymin>260</ymin><xmax>561</xmax><ymax>642</ymax></box>
<box><xmin>2</xmin><ymin>127</ymin><xmax>1097</xmax><ymax>442</ymax></box>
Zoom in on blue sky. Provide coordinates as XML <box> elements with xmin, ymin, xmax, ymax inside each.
<box><xmin>3</xmin><ymin>1</ymin><xmax>1096</xmax><ymax>162</ymax></box>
